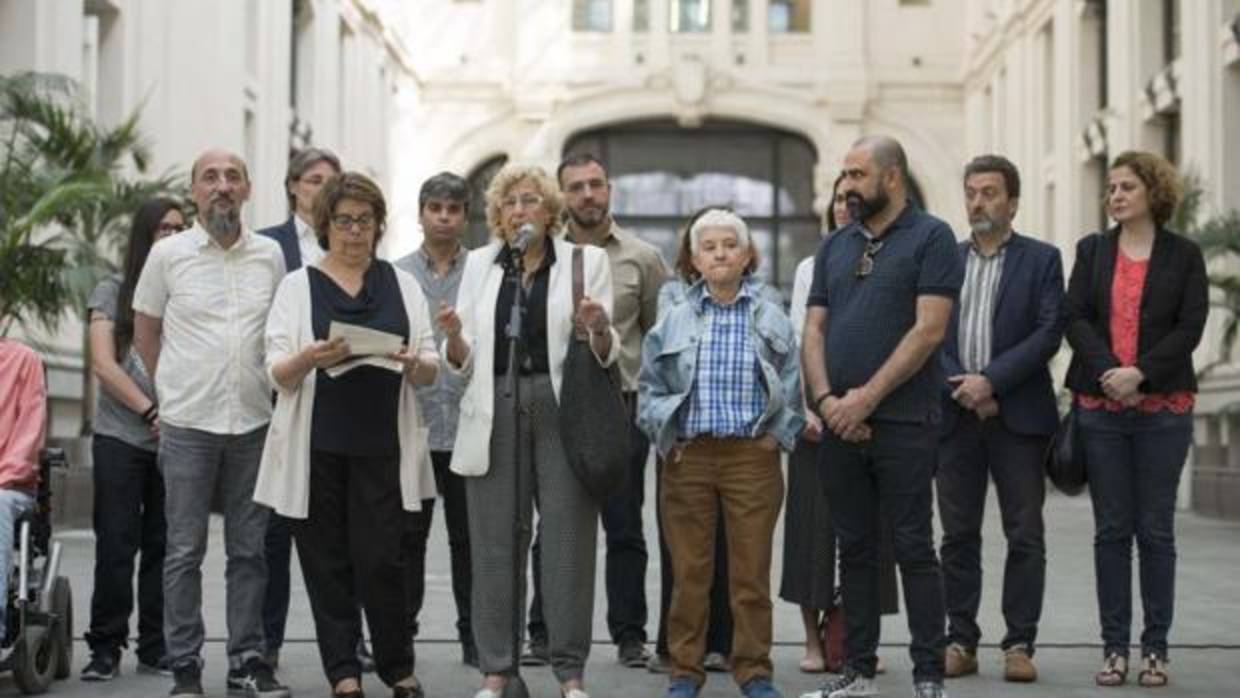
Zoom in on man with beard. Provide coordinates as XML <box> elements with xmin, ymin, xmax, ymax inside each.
<box><xmin>394</xmin><ymin>172</ymin><xmax>478</xmax><ymax>668</ymax></box>
<box><xmin>133</xmin><ymin>149</ymin><xmax>290</xmax><ymax>698</ymax></box>
<box><xmin>799</xmin><ymin>136</ymin><xmax>961</xmax><ymax>698</ymax></box>
<box><xmin>936</xmin><ymin>155</ymin><xmax>1063</xmax><ymax>684</ymax></box>
<box><xmin>520</xmin><ymin>154</ymin><xmax>668</xmax><ymax>668</ymax></box>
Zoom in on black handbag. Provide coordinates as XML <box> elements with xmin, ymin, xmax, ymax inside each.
<box><xmin>558</xmin><ymin>246</ymin><xmax>630</xmax><ymax>503</ymax></box>
<box><xmin>1045</xmin><ymin>403</ymin><xmax>1087</xmax><ymax>495</ymax></box>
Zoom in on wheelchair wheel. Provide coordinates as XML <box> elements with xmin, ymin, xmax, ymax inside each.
<box><xmin>51</xmin><ymin>577</ymin><xmax>72</xmax><ymax>680</ymax></box>
<box><xmin>11</xmin><ymin>625</ymin><xmax>55</xmax><ymax>694</ymax></box>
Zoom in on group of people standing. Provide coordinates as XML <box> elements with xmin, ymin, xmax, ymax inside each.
<box><xmin>58</xmin><ymin>130</ymin><xmax>1206</xmax><ymax>698</ymax></box>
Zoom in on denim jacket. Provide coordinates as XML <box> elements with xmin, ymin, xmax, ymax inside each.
<box><xmin>638</xmin><ymin>279</ymin><xmax>805</xmax><ymax>457</ymax></box>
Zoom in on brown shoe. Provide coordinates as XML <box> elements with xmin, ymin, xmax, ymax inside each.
<box><xmin>1003</xmin><ymin>645</ymin><xmax>1037</xmax><ymax>683</ymax></box>
<box><xmin>944</xmin><ymin>643</ymin><xmax>978</xmax><ymax>678</ymax></box>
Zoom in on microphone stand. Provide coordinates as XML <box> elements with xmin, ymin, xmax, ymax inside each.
<box><xmin>501</xmin><ymin>246</ymin><xmax>531</xmax><ymax>698</ymax></box>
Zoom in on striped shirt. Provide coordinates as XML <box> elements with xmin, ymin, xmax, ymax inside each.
<box><xmin>957</xmin><ymin>241</ymin><xmax>1007</xmax><ymax>373</ymax></box>
<box><xmin>681</xmin><ymin>287</ymin><xmax>768</xmax><ymax>439</ymax></box>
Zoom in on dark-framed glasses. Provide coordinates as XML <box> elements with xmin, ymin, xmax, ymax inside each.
<box><xmin>331</xmin><ymin>213</ymin><xmax>376</xmax><ymax>230</ymax></box>
<box><xmin>855</xmin><ymin>239</ymin><xmax>884</xmax><ymax>278</ymax></box>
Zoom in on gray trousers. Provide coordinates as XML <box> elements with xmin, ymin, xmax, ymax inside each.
<box><xmin>159</xmin><ymin>424</ymin><xmax>269</xmax><ymax>669</ymax></box>
<box><xmin>467</xmin><ymin>374</ymin><xmax>598</xmax><ymax>683</ymax></box>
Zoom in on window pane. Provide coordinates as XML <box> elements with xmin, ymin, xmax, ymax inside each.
<box><xmin>573</xmin><ymin>0</ymin><xmax>612</xmax><ymax>31</ymax></box>
<box><xmin>466</xmin><ymin>156</ymin><xmax>507</xmax><ymax>247</ymax></box>
<box><xmin>633</xmin><ymin>0</ymin><xmax>650</xmax><ymax>31</ymax></box>
<box><xmin>777</xmin><ymin>221</ymin><xmax>825</xmax><ymax>300</ymax></box>
<box><xmin>670</xmin><ymin>0</ymin><xmax>711</xmax><ymax>32</ymax></box>
<box><xmin>768</xmin><ymin>0</ymin><xmax>810</xmax><ymax>33</ymax></box>
<box><xmin>733</xmin><ymin>0</ymin><xmax>749</xmax><ymax>32</ymax></box>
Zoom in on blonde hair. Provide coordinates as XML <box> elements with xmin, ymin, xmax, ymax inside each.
<box><xmin>483</xmin><ymin>163</ymin><xmax>564</xmax><ymax>238</ymax></box>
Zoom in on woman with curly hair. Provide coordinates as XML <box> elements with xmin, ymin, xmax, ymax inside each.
<box><xmin>1064</xmin><ymin>151</ymin><xmax>1208</xmax><ymax>689</ymax></box>
<box><xmin>439</xmin><ymin>163</ymin><xmax>619</xmax><ymax>698</ymax></box>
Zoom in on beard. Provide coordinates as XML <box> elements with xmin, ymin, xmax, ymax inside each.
<box><xmin>970</xmin><ymin>216</ymin><xmax>996</xmax><ymax>235</ymax></box>
<box><xmin>845</xmin><ymin>186</ymin><xmax>890</xmax><ymax>224</ymax></box>
<box><xmin>204</xmin><ymin>199</ymin><xmax>241</xmax><ymax>239</ymax></box>
<box><xmin>567</xmin><ymin>202</ymin><xmax>608</xmax><ymax>229</ymax></box>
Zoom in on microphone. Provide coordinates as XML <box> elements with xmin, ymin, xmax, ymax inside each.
<box><xmin>510</xmin><ymin>223</ymin><xmax>535</xmax><ymax>254</ymax></box>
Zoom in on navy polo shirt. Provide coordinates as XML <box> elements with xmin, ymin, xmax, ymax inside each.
<box><xmin>806</xmin><ymin>203</ymin><xmax>963</xmax><ymax>425</ymax></box>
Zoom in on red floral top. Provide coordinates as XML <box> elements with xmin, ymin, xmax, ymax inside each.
<box><xmin>1077</xmin><ymin>250</ymin><xmax>1194</xmax><ymax>414</ymax></box>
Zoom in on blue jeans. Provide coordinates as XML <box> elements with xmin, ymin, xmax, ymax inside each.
<box><xmin>1079</xmin><ymin>408</ymin><xmax>1192</xmax><ymax>659</ymax></box>
<box><xmin>0</xmin><ymin>488</ymin><xmax>36</xmax><ymax>642</ymax></box>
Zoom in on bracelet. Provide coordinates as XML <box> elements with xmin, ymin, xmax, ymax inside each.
<box><xmin>812</xmin><ymin>392</ymin><xmax>832</xmax><ymax>413</ymax></box>
<box><xmin>140</xmin><ymin>404</ymin><xmax>159</xmax><ymax>424</ymax></box>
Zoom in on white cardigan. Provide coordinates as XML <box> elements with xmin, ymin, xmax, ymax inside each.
<box><xmin>254</xmin><ymin>264</ymin><xmax>439</xmax><ymax>518</ymax></box>
<box><xmin>449</xmin><ymin>237</ymin><xmax>620</xmax><ymax>477</ymax></box>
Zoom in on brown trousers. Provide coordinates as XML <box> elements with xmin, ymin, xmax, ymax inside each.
<box><xmin>661</xmin><ymin>436</ymin><xmax>784</xmax><ymax>687</ymax></box>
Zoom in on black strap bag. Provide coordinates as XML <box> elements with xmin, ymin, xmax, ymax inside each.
<box><xmin>1045</xmin><ymin>403</ymin><xmax>1087</xmax><ymax>496</ymax></box>
<box><xmin>558</xmin><ymin>246</ymin><xmax>630</xmax><ymax>503</ymax></box>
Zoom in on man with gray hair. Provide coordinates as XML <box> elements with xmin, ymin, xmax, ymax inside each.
<box><xmin>394</xmin><ymin>171</ymin><xmax>477</xmax><ymax>667</ymax></box>
<box><xmin>800</xmin><ymin>136</ymin><xmax>960</xmax><ymax>698</ymax></box>
<box><xmin>133</xmin><ymin>149</ymin><xmax>290</xmax><ymax>698</ymax></box>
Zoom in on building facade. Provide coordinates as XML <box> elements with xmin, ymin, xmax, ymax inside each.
<box><xmin>0</xmin><ymin>0</ymin><xmax>416</xmax><ymax>435</ymax></box>
<box><xmin>962</xmin><ymin>0</ymin><xmax>1240</xmax><ymax>514</ymax></box>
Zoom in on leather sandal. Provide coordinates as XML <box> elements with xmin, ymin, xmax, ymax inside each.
<box><xmin>1137</xmin><ymin>654</ymin><xmax>1169</xmax><ymax>688</ymax></box>
<box><xmin>1095</xmin><ymin>653</ymin><xmax>1128</xmax><ymax>687</ymax></box>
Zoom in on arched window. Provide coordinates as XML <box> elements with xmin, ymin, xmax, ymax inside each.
<box><xmin>564</xmin><ymin>118</ymin><xmax>819</xmax><ymax>300</ymax></box>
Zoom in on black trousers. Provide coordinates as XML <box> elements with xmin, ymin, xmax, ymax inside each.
<box><xmin>405</xmin><ymin>450</ymin><xmax>473</xmax><ymax>646</ymax></box>
<box><xmin>262</xmin><ymin>512</ymin><xmax>292</xmax><ymax>653</ymax></box>
<box><xmin>290</xmin><ymin>450</ymin><xmax>413</xmax><ymax>687</ymax></box>
<box><xmin>821</xmin><ymin>422</ymin><xmax>946</xmax><ymax>683</ymax></box>
<box><xmin>85</xmin><ymin>435</ymin><xmax>166</xmax><ymax>663</ymax></box>
<box><xmin>937</xmin><ymin>414</ymin><xmax>1047</xmax><ymax>651</ymax></box>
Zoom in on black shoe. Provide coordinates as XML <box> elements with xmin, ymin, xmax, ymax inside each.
<box><xmin>520</xmin><ymin>637</ymin><xmax>549</xmax><ymax>666</ymax></box>
<box><xmin>226</xmin><ymin>657</ymin><xmax>290</xmax><ymax>697</ymax></box>
<box><xmin>138</xmin><ymin>655</ymin><xmax>174</xmax><ymax>676</ymax></box>
<box><xmin>618</xmin><ymin>639</ymin><xmax>651</xmax><ymax>668</ymax></box>
<box><xmin>171</xmin><ymin>661</ymin><xmax>204</xmax><ymax>696</ymax></box>
<box><xmin>357</xmin><ymin>638</ymin><xmax>376</xmax><ymax>674</ymax></box>
<box><xmin>81</xmin><ymin>652</ymin><xmax>120</xmax><ymax>681</ymax></box>
<box><xmin>463</xmin><ymin>642</ymin><xmax>480</xmax><ymax>668</ymax></box>
<box><xmin>392</xmin><ymin>683</ymin><xmax>425</xmax><ymax>698</ymax></box>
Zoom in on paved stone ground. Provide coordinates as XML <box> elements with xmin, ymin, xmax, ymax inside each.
<box><xmin>7</xmin><ymin>480</ymin><xmax>1240</xmax><ymax>697</ymax></box>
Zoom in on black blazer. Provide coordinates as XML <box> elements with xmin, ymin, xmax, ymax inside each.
<box><xmin>256</xmin><ymin>218</ymin><xmax>303</xmax><ymax>272</ymax></box>
<box><xmin>940</xmin><ymin>233</ymin><xmax>1065</xmax><ymax>437</ymax></box>
<box><xmin>1064</xmin><ymin>227</ymin><xmax>1208</xmax><ymax>396</ymax></box>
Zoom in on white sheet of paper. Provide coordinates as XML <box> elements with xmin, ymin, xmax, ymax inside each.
<box><xmin>328</xmin><ymin>321</ymin><xmax>404</xmax><ymax>357</ymax></box>
<box><xmin>324</xmin><ymin>355</ymin><xmax>404</xmax><ymax>379</ymax></box>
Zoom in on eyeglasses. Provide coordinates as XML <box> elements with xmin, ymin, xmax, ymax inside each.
<box><xmin>157</xmin><ymin>222</ymin><xmax>189</xmax><ymax>234</ymax></box>
<box><xmin>855</xmin><ymin>239</ymin><xmax>884</xmax><ymax>278</ymax></box>
<box><xmin>501</xmin><ymin>194</ymin><xmax>543</xmax><ymax>211</ymax></box>
<box><xmin>331</xmin><ymin>214</ymin><xmax>376</xmax><ymax>230</ymax></box>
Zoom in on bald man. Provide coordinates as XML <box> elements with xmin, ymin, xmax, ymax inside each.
<box><xmin>800</xmin><ymin>137</ymin><xmax>960</xmax><ymax>698</ymax></box>
<box><xmin>133</xmin><ymin>149</ymin><xmax>291</xmax><ymax>697</ymax></box>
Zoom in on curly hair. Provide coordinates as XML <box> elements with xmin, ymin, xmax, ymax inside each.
<box><xmin>483</xmin><ymin>163</ymin><xmax>564</xmax><ymax>238</ymax></box>
<box><xmin>1108</xmin><ymin>150</ymin><xmax>1183</xmax><ymax>227</ymax></box>
<box><xmin>312</xmin><ymin>171</ymin><xmax>387</xmax><ymax>251</ymax></box>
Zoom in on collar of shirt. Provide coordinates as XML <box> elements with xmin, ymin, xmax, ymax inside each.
<box><xmin>417</xmin><ymin>244</ymin><xmax>466</xmax><ymax>276</ymax></box>
<box><xmin>294</xmin><ymin>214</ymin><xmax>316</xmax><ymax>243</ymax></box>
<box><xmin>187</xmin><ymin>223</ymin><xmax>257</xmax><ymax>251</ymax></box>
<box><xmin>566</xmin><ymin>218</ymin><xmax>618</xmax><ymax>247</ymax></box>
<box><xmin>853</xmin><ymin>199</ymin><xmax>920</xmax><ymax>242</ymax></box>
<box><xmin>493</xmin><ymin>238</ymin><xmax>557</xmax><ymax>273</ymax></box>
<box><xmin>968</xmin><ymin>230</ymin><xmax>1014</xmax><ymax>258</ymax></box>
<box><xmin>696</xmin><ymin>278</ymin><xmax>754</xmax><ymax>312</ymax></box>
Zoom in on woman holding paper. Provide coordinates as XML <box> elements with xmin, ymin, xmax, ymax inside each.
<box><xmin>437</xmin><ymin>163</ymin><xmax>618</xmax><ymax>698</ymax></box>
<box><xmin>255</xmin><ymin>171</ymin><xmax>438</xmax><ymax>698</ymax></box>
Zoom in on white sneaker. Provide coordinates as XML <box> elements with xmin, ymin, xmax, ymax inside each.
<box><xmin>564</xmin><ymin>690</ymin><xmax>590</xmax><ymax>698</ymax></box>
<box><xmin>802</xmin><ymin>672</ymin><xmax>880</xmax><ymax>698</ymax></box>
<box><xmin>910</xmin><ymin>682</ymin><xmax>947</xmax><ymax>698</ymax></box>
<box><xmin>473</xmin><ymin>690</ymin><xmax>501</xmax><ymax>698</ymax></box>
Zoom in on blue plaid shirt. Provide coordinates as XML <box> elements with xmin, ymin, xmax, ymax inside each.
<box><xmin>680</xmin><ymin>287</ymin><xmax>768</xmax><ymax>438</ymax></box>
